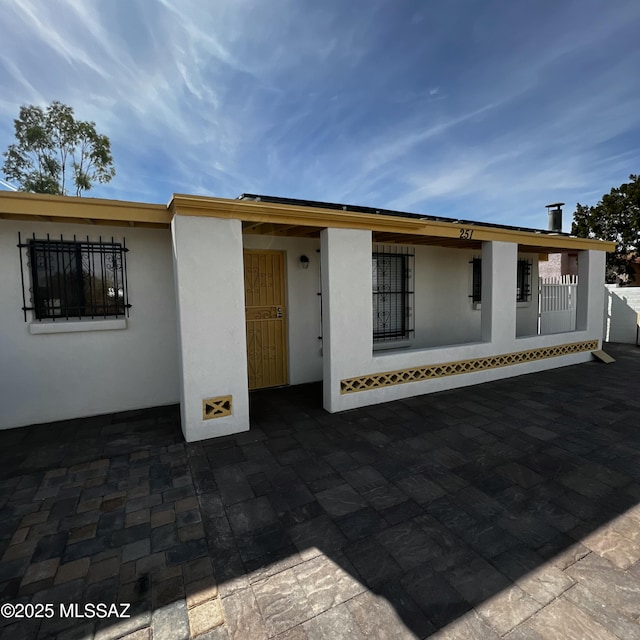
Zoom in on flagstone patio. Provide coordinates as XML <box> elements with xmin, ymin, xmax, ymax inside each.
<box><xmin>1</xmin><ymin>343</ymin><xmax>640</xmax><ymax>639</ymax></box>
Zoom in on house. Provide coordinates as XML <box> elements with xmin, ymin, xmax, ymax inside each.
<box><xmin>0</xmin><ymin>191</ymin><xmax>614</xmax><ymax>442</ymax></box>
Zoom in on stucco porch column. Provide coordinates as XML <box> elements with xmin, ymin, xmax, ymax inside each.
<box><xmin>481</xmin><ymin>240</ymin><xmax>518</xmax><ymax>346</ymax></box>
<box><xmin>321</xmin><ymin>228</ymin><xmax>373</xmax><ymax>413</ymax></box>
<box><xmin>576</xmin><ymin>249</ymin><xmax>606</xmax><ymax>336</ymax></box>
<box><xmin>172</xmin><ymin>215</ymin><xmax>249</xmax><ymax>442</ymax></box>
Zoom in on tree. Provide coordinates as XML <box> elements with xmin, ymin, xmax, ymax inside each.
<box><xmin>2</xmin><ymin>101</ymin><xmax>115</xmax><ymax>196</ymax></box>
<box><xmin>572</xmin><ymin>174</ymin><xmax>640</xmax><ymax>283</ymax></box>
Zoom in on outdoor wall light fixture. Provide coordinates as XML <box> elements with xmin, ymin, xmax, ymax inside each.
<box><xmin>299</xmin><ymin>255</ymin><xmax>310</xmax><ymax>269</ymax></box>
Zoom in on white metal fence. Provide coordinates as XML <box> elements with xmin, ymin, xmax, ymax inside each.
<box><xmin>538</xmin><ymin>275</ymin><xmax>577</xmax><ymax>334</ymax></box>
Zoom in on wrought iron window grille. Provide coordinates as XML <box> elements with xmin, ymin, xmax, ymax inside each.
<box><xmin>372</xmin><ymin>245</ymin><xmax>414</xmax><ymax>342</ymax></box>
<box><xmin>469</xmin><ymin>257</ymin><xmax>532</xmax><ymax>303</ymax></box>
<box><xmin>17</xmin><ymin>232</ymin><xmax>131</xmax><ymax>322</ymax></box>
<box><xmin>517</xmin><ymin>259</ymin><xmax>532</xmax><ymax>303</ymax></box>
<box><xmin>470</xmin><ymin>257</ymin><xmax>482</xmax><ymax>303</ymax></box>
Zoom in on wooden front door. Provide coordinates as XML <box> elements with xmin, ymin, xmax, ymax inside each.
<box><xmin>243</xmin><ymin>250</ymin><xmax>288</xmax><ymax>390</ymax></box>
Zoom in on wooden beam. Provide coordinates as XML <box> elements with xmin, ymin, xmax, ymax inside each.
<box><xmin>290</xmin><ymin>226</ymin><xmax>322</xmax><ymax>238</ymax></box>
<box><xmin>592</xmin><ymin>350</ymin><xmax>615</xmax><ymax>363</ymax></box>
<box><xmin>271</xmin><ymin>224</ymin><xmax>302</xmax><ymax>236</ymax></box>
<box><xmin>242</xmin><ymin>221</ymin><xmax>264</xmax><ymax>232</ymax></box>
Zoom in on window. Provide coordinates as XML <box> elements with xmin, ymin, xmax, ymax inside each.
<box><xmin>372</xmin><ymin>247</ymin><xmax>414</xmax><ymax>342</ymax></box>
<box><xmin>469</xmin><ymin>257</ymin><xmax>532</xmax><ymax>304</ymax></box>
<box><xmin>471</xmin><ymin>257</ymin><xmax>482</xmax><ymax>303</ymax></box>
<box><xmin>19</xmin><ymin>233</ymin><xmax>130</xmax><ymax>321</ymax></box>
<box><xmin>516</xmin><ymin>259</ymin><xmax>532</xmax><ymax>302</ymax></box>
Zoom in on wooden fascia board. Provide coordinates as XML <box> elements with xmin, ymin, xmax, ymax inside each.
<box><xmin>0</xmin><ymin>191</ymin><xmax>171</xmax><ymax>226</ymax></box>
<box><xmin>171</xmin><ymin>195</ymin><xmax>426</xmax><ymax>233</ymax></box>
<box><xmin>170</xmin><ymin>194</ymin><xmax>616</xmax><ymax>253</ymax></box>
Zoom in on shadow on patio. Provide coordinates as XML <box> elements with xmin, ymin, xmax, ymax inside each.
<box><xmin>1</xmin><ymin>343</ymin><xmax>640</xmax><ymax>639</ymax></box>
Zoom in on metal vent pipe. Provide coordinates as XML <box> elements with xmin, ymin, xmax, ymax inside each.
<box><xmin>546</xmin><ymin>202</ymin><xmax>564</xmax><ymax>233</ymax></box>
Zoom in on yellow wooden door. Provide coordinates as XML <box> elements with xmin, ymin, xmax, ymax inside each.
<box><xmin>244</xmin><ymin>250</ymin><xmax>288</xmax><ymax>390</ymax></box>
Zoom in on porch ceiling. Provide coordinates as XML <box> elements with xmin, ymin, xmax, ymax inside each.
<box><xmin>242</xmin><ymin>223</ymin><xmax>578</xmax><ymax>254</ymax></box>
<box><xmin>242</xmin><ymin>221</ymin><xmax>323</xmax><ymax>238</ymax></box>
<box><xmin>241</xmin><ymin>223</ymin><xmax>484</xmax><ymax>249</ymax></box>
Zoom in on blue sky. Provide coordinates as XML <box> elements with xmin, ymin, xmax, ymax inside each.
<box><xmin>1</xmin><ymin>0</ymin><xmax>639</xmax><ymax>230</ymax></box>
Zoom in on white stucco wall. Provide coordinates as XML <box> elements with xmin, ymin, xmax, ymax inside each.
<box><xmin>242</xmin><ymin>235</ymin><xmax>322</xmax><ymax>385</ymax></box>
<box><xmin>577</xmin><ymin>249</ymin><xmax>606</xmax><ymax>333</ymax></box>
<box><xmin>411</xmin><ymin>246</ymin><xmax>481</xmax><ymax>348</ymax></box>
<box><xmin>172</xmin><ymin>215</ymin><xmax>249</xmax><ymax>442</ymax></box>
<box><xmin>0</xmin><ymin>220</ymin><xmax>180</xmax><ymax>430</ymax></box>
<box><xmin>323</xmin><ymin>233</ymin><xmax>605</xmax><ymax>413</ymax></box>
<box><xmin>321</xmin><ymin>228</ymin><xmax>373</xmax><ymax>412</ymax></box>
<box><xmin>603</xmin><ymin>284</ymin><xmax>640</xmax><ymax>344</ymax></box>
<box><xmin>374</xmin><ymin>245</ymin><xmax>538</xmax><ymax>351</ymax></box>
<box><xmin>516</xmin><ymin>253</ymin><xmax>540</xmax><ymax>338</ymax></box>
<box><xmin>481</xmin><ymin>241</ymin><xmax>518</xmax><ymax>344</ymax></box>
<box><xmin>409</xmin><ymin>247</ymin><xmax>539</xmax><ymax>346</ymax></box>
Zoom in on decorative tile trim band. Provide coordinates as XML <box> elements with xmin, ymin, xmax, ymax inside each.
<box><xmin>203</xmin><ymin>395</ymin><xmax>232</xmax><ymax>420</ymax></box>
<box><xmin>340</xmin><ymin>340</ymin><xmax>598</xmax><ymax>394</ymax></box>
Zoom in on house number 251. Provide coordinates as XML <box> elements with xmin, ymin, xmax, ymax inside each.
<box><xmin>459</xmin><ymin>228</ymin><xmax>474</xmax><ymax>239</ymax></box>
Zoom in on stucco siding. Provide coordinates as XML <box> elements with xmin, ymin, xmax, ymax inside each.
<box><xmin>411</xmin><ymin>247</ymin><xmax>539</xmax><ymax>347</ymax></box>
<box><xmin>0</xmin><ymin>220</ymin><xmax>179</xmax><ymax>429</ymax></box>
<box><xmin>412</xmin><ymin>246</ymin><xmax>482</xmax><ymax>348</ymax></box>
<box><xmin>603</xmin><ymin>284</ymin><xmax>640</xmax><ymax>344</ymax></box>
<box><xmin>172</xmin><ymin>215</ymin><xmax>249</xmax><ymax>441</ymax></box>
<box><xmin>516</xmin><ymin>253</ymin><xmax>540</xmax><ymax>337</ymax></box>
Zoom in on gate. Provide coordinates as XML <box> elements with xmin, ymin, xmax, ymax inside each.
<box><xmin>243</xmin><ymin>250</ymin><xmax>288</xmax><ymax>390</ymax></box>
<box><xmin>539</xmin><ymin>275</ymin><xmax>577</xmax><ymax>334</ymax></box>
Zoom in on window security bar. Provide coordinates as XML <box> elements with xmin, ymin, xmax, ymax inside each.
<box><xmin>469</xmin><ymin>257</ymin><xmax>482</xmax><ymax>303</ymax></box>
<box><xmin>17</xmin><ymin>232</ymin><xmax>131</xmax><ymax>322</ymax></box>
<box><xmin>373</xmin><ymin>245</ymin><xmax>415</xmax><ymax>342</ymax></box>
<box><xmin>517</xmin><ymin>259</ymin><xmax>532</xmax><ymax>303</ymax></box>
<box><xmin>469</xmin><ymin>257</ymin><xmax>532</xmax><ymax>304</ymax></box>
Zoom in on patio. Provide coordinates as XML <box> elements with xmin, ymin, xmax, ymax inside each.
<box><xmin>1</xmin><ymin>343</ymin><xmax>640</xmax><ymax>639</ymax></box>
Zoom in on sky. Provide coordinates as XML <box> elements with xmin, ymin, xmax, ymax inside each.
<box><xmin>0</xmin><ymin>0</ymin><xmax>639</xmax><ymax>231</ymax></box>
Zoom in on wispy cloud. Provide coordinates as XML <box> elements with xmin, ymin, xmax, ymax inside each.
<box><xmin>0</xmin><ymin>0</ymin><xmax>638</xmax><ymax>226</ymax></box>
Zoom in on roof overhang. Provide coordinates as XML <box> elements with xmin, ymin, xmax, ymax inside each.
<box><xmin>170</xmin><ymin>194</ymin><xmax>616</xmax><ymax>253</ymax></box>
<box><xmin>0</xmin><ymin>191</ymin><xmax>170</xmax><ymax>228</ymax></box>
<box><xmin>0</xmin><ymin>191</ymin><xmax>616</xmax><ymax>253</ymax></box>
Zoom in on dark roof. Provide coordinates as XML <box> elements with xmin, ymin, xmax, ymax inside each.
<box><xmin>237</xmin><ymin>193</ymin><xmax>570</xmax><ymax>237</ymax></box>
